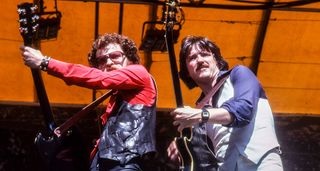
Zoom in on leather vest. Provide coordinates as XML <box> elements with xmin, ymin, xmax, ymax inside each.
<box><xmin>98</xmin><ymin>100</ymin><xmax>157</xmax><ymax>165</ymax></box>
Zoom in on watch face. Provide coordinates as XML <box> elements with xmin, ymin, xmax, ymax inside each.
<box><xmin>202</xmin><ymin>109</ymin><xmax>210</xmax><ymax>122</ymax></box>
<box><xmin>203</xmin><ymin>111</ymin><xmax>209</xmax><ymax>117</ymax></box>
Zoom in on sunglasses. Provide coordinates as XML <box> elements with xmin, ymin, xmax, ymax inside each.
<box><xmin>97</xmin><ymin>51</ymin><xmax>125</xmax><ymax>64</ymax></box>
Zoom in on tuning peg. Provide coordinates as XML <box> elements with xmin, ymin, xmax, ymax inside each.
<box><xmin>19</xmin><ymin>18</ymin><xmax>27</xmax><ymax>25</ymax></box>
<box><xmin>32</xmin><ymin>24</ymin><xmax>39</xmax><ymax>32</ymax></box>
<box><xmin>19</xmin><ymin>27</ymin><xmax>28</xmax><ymax>34</ymax></box>
<box><xmin>30</xmin><ymin>5</ymin><xmax>38</xmax><ymax>13</ymax></box>
<box><xmin>32</xmin><ymin>15</ymin><xmax>40</xmax><ymax>23</ymax></box>
<box><xmin>17</xmin><ymin>8</ymin><xmax>26</xmax><ymax>15</ymax></box>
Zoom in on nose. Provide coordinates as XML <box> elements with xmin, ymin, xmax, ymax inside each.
<box><xmin>196</xmin><ymin>54</ymin><xmax>205</xmax><ymax>62</ymax></box>
<box><xmin>105</xmin><ymin>57</ymin><xmax>114</xmax><ymax>65</ymax></box>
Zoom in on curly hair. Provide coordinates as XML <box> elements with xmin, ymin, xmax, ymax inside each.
<box><xmin>88</xmin><ymin>33</ymin><xmax>140</xmax><ymax>67</ymax></box>
<box><xmin>179</xmin><ymin>35</ymin><xmax>229</xmax><ymax>89</ymax></box>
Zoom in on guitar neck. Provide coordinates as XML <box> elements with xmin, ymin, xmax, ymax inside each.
<box><xmin>54</xmin><ymin>90</ymin><xmax>114</xmax><ymax>137</ymax></box>
<box><xmin>19</xmin><ymin>2</ymin><xmax>56</xmax><ymax>135</ymax></box>
<box><xmin>165</xmin><ymin>26</ymin><xmax>183</xmax><ymax>107</ymax></box>
<box><xmin>164</xmin><ymin>2</ymin><xmax>183</xmax><ymax>107</ymax></box>
<box><xmin>31</xmin><ymin>68</ymin><xmax>56</xmax><ymax>133</ymax></box>
<box><xmin>164</xmin><ymin>0</ymin><xmax>190</xmax><ymax>138</ymax></box>
<box><xmin>25</xmin><ymin>32</ymin><xmax>56</xmax><ymax>133</ymax></box>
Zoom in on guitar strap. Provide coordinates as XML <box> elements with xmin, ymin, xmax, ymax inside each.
<box><xmin>196</xmin><ymin>70</ymin><xmax>231</xmax><ymax>109</ymax></box>
<box><xmin>54</xmin><ymin>90</ymin><xmax>115</xmax><ymax>137</ymax></box>
<box><xmin>188</xmin><ymin>69</ymin><xmax>232</xmax><ymax>170</ymax></box>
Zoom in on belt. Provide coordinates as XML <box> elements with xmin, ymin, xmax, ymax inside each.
<box><xmin>269</xmin><ymin>146</ymin><xmax>282</xmax><ymax>155</ymax></box>
<box><xmin>257</xmin><ymin>146</ymin><xmax>282</xmax><ymax>165</ymax></box>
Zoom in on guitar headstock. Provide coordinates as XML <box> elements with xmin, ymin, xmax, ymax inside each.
<box><xmin>165</xmin><ymin>0</ymin><xmax>179</xmax><ymax>27</ymax></box>
<box><xmin>164</xmin><ymin>0</ymin><xmax>184</xmax><ymax>40</ymax></box>
<box><xmin>17</xmin><ymin>2</ymin><xmax>39</xmax><ymax>46</ymax></box>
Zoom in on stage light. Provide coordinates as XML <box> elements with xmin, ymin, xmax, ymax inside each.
<box><xmin>139</xmin><ymin>2</ymin><xmax>184</xmax><ymax>52</ymax></box>
<box><xmin>139</xmin><ymin>21</ymin><xmax>180</xmax><ymax>52</ymax></box>
<box><xmin>36</xmin><ymin>11</ymin><xmax>62</xmax><ymax>40</ymax></box>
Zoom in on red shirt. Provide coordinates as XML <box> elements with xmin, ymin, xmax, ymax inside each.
<box><xmin>47</xmin><ymin>59</ymin><xmax>156</xmax><ymax>124</ymax></box>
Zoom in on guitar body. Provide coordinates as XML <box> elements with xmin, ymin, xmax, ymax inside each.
<box><xmin>18</xmin><ymin>3</ymin><xmax>89</xmax><ymax>170</ymax></box>
<box><xmin>175</xmin><ymin>136</ymin><xmax>193</xmax><ymax>171</ymax></box>
<box><xmin>35</xmin><ymin>127</ymin><xmax>89</xmax><ymax>171</ymax></box>
<box><xmin>175</xmin><ymin>125</ymin><xmax>218</xmax><ymax>171</ymax></box>
<box><xmin>35</xmin><ymin>132</ymin><xmax>59</xmax><ymax>162</ymax></box>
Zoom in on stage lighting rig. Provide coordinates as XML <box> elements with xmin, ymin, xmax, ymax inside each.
<box><xmin>188</xmin><ymin>0</ymin><xmax>205</xmax><ymax>5</ymax></box>
<box><xmin>36</xmin><ymin>0</ymin><xmax>62</xmax><ymax>40</ymax></box>
<box><xmin>139</xmin><ymin>0</ymin><xmax>184</xmax><ymax>52</ymax></box>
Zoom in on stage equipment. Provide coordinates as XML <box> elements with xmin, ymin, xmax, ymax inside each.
<box><xmin>37</xmin><ymin>11</ymin><xmax>61</xmax><ymax>40</ymax></box>
<box><xmin>36</xmin><ymin>0</ymin><xmax>62</xmax><ymax>40</ymax></box>
<box><xmin>139</xmin><ymin>1</ymin><xmax>184</xmax><ymax>51</ymax></box>
<box><xmin>188</xmin><ymin>0</ymin><xmax>205</xmax><ymax>5</ymax></box>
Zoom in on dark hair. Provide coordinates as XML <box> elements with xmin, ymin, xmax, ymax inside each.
<box><xmin>179</xmin><ymin>35</ymin><xmax>229</xmax><ymax>89</ymax></box>
<box><xmin>88</xmin><ymin>33</ymin><xmax>140</xmax><ymax>67</ymax></box>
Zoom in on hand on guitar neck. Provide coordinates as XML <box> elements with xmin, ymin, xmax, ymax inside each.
<box><xmin>171</xmin><ymin>106</ymin><xmax>202</xmax><ymax>132</ymax></box>
<box><xmin>20</xmin><ymin>45</ymin><xmax>46</xmax><ymax>69</ymax></box>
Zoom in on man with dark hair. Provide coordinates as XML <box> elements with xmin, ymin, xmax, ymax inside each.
<box><xmin>167</xmin><ymin>35</ymin><xmax>283</xmax><ymax>171</ymax></box>
<box><xmin>20</xmin><ymin>33</ymin><xmax>157</xmax><ymax>171</ymax></box>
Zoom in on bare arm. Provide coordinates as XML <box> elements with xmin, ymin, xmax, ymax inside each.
<box><xmin>171</xmin><ymin>106</ymin><xmax>233</xmax><ymax>132</ymax></box>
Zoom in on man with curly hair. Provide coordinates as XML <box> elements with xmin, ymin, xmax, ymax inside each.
<box><xmin>20</xmin><ymin>33</ymin><xmax>157</xmax><ymax>171</ymax></box>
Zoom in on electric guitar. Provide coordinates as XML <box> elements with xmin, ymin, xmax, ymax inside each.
<box><xmin>164</xmin><ymin>1</ymin><xmax>217</xmax><ymax>170</ymax></box>
<box><xmin>17</xmin><ymin>3</ymin><xmax>88</xmax><ymax>170</ymax></box>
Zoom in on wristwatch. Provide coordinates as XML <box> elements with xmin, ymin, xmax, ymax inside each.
<box><xmin>201</xmin><ymin>107</ymin><xmax>210</xmax><ymax>123</ymax></box>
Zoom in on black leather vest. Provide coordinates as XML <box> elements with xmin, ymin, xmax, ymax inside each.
<box><xmin>98</xmin><ymin>100</ymin><xmax>156</xmax><ymax>165</ymax></box>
